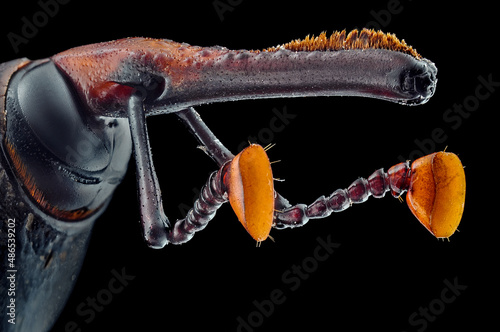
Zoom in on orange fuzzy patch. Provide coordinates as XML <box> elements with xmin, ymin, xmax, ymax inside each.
<box><xmin>265</xmin><ymin>28</ymin><xmax>421</xmax><ymax>59</ymax></box>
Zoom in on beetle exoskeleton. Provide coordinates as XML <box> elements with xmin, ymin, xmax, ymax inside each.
<box><xmin>0</xmin><ymin>29</ymin><xmax>444</xmax><ymax>331</ymax></box>
<box><xmin>0</xmin><ymin>58</ymin><xmax>132</xmax><ymax>331</ymax></box>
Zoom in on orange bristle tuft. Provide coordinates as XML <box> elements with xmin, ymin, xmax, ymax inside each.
<box><xmin>265</xmin><ymin>29</ymin><xmax>421</xmax><ymax>59</ymax></box>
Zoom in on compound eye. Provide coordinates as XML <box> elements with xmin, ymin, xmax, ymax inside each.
<box><xmin>4</xmin><ymin>60</ymin><xmax>132</xmax><ymax>221</ymax></box>
<box><xmin>16</xmin><ymin>61</ymin><xmax>110</xmax><ymax>171</ymax></box>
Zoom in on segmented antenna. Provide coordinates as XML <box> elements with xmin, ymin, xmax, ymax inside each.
<box><xmin>273</xmin><ymin>162</ymin><xmax>411</xmax><ymax>229</ymax></box>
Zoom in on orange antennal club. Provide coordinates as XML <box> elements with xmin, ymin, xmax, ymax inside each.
<box><xmin>406</xmin><ymin>152</ymin><xmax>466</xmax><ymax>238</ymax></box>
<box><xmin>224</xmin><ymin>144</ymin><xmax>274</xmax><ymax>242</ymax></box>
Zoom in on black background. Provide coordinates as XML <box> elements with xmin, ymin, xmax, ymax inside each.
<box><xmin>1</xmin><ymin>0</ymin><xmax>497</xmax><ymax>331</ymax></box>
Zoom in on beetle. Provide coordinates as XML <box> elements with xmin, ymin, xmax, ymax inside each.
<box><xmin>0</xmin><ymin>28</ymin><xmax>464</xmax><ymax>331</ymax></box>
